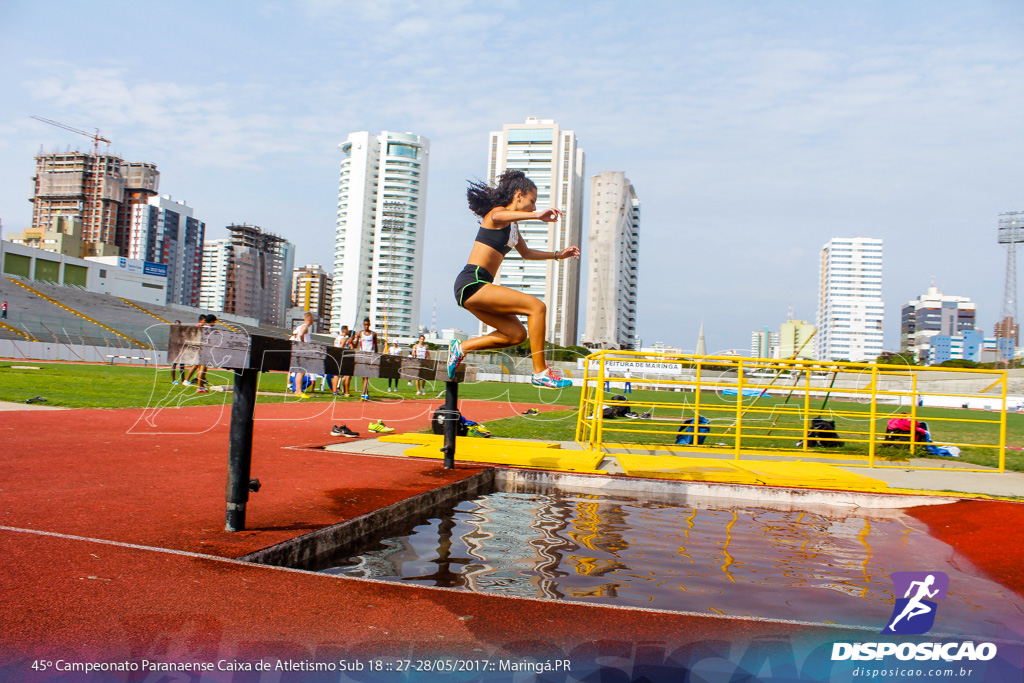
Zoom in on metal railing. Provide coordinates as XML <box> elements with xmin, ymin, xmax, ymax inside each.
<box><xmin>576</xmin><ymin>350</ymin><xmax>1009</xmax><ymax>473</ymax></box>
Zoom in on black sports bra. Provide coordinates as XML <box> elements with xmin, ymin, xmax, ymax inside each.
<box><xmin>475</xmin><ymin>222</ymin><xmax>519</xmax><ymax>256</ymax></box>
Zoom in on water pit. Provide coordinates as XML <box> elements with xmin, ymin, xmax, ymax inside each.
<box><xmin>243</xmin><ymin>471</ymin><xmax>1024</xmax><ymax>639</ymax></box>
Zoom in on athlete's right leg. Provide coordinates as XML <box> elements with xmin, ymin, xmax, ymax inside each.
<box><xmin>462</xmin><ymin>307</ymin><xmax>527</xmax><ymax>350</ymax></box>
<box><xmin>463</xmin><ymin>284</ymin><xmax>547</xmax><ymax>374</ymax></box>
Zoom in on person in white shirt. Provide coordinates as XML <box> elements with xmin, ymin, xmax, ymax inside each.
<box><xmin>289</xmin><ymin>312</ymin><xmax>314</xmax><ymax>399</ymax></box>
<box><xmin>354</xmin><ymin>317</ymin><xmax>378</xmax><ymax>400</ymax></box>
<box><xmin>385</xmin><ymin>341</ymin><xmax>401</xmax><ymax>392</ymax></box>
<box><xmin>411</xmin><ymin>334</ymin><xmax>429</xmax><ymax>395</ymax></box>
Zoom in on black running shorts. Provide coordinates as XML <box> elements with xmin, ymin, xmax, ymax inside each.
<box><xmin>453</xmin><ymin>264</ymin><xmax>494</xmax><ymax>307</ymax></box>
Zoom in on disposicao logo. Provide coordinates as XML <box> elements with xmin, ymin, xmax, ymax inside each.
<box><xmin>831</xmin><ymin>571</ymin><xmax>999</xmax><ymax>663</ymax></box>
<box><xmin>882</xmin><ymin>571</ymin><xmax>948</xmax><ymax>635</ymax></box>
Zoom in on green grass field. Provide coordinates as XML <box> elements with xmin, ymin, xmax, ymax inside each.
<box><xmin>2</xmin><ymin>361</ymin><xmax>1021</xmax><ymax>472</ymax></box>
<box><xmin>483</xmin><ymin>385</ymin><xmax>1024</xmax><ymax>473</ymax></box>
<box><xmin>0</xmin><ymin>361</ymin><xmax>580</xmax><ymax>409</ymax></box>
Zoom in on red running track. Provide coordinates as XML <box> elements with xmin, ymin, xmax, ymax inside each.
<box><xmin>2</xmin><ymin>398</ymin><xmax>1023</xmax><ymax>679</ymax></box>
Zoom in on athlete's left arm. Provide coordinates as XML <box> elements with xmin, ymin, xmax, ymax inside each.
<box><xmin>513</xmin><ymin>240</ymin><xmax>581</xmax><ymax>261</ymax></box>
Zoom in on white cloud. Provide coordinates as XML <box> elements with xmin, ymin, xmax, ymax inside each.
<box><xmin>4</xmin><ymin>1</ymin><xmax>1024</xmax><ymax>348</ymax></box>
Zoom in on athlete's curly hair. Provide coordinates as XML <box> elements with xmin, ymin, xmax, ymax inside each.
<box><xmin>466</xmin><ymin>170</ymin><xmax>537</xmax><ymax>217</ymax></box>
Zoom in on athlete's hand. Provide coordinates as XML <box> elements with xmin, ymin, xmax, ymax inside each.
<box><xmin>535</xmin><ymin>208</ymin><xmax>562</xmax><ymax>222</ymax></box>
<box><xmin>557</xmin><ymin>246</ymin><xmax>581</xmax><ymax>260</ymax></box>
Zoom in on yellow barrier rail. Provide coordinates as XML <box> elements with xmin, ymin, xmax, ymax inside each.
<box><xmin>576</xmin><ymin>350</ymin><xmax>1010</xmax><ymax>473</ymax></box>
<box><xmin>6</xmin><ymin>278</ymin><xmax>150</xmax><ymax>350</ymax></box>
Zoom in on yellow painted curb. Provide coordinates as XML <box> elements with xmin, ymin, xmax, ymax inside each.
<box><xmin>402</xmin><ymin>443</ymin><xmax>603</xmax><ymax>473</ymax></box>
<box><xmin>732</xmin><ymin>460</ymin><xmax>889</xmax><ymax>492</ymax></box>
<box><xmin>379</xmin><ymin>433</ymin><xmax>561</xmax><ymax>449</ymax></box>
<box><xmin>618</xmin><ymin>454</ymin><xmax>758</xmax><ymax>484</ymax></box>
<box><xmin>616</xmin><ymin>454</ymin><xmax>889</xmax><ymax>492</ymax></box>
<box><xmin>885</xmin><ymin>488</ymin><xmax>1008</xmax><ymax>500</ymax></box>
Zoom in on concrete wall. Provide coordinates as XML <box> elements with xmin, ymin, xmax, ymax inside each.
<box><xmin>0</xmin><ymin>339</ymin><xmax>167</xmax><ymax>365</ymax></box>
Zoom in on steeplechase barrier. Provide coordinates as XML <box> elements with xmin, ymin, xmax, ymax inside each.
<box><xmin>576</xmin><ymin>350</ymin><xmax>1009</xmax><ymax>473</ymax></box>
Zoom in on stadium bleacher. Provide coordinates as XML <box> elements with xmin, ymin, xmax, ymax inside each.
<box><xmin>0</xmin><ymin>276</ymin><xmax>292</xmax><ymax>352</ymax></box>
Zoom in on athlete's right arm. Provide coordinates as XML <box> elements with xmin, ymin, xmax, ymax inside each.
<box><xmin>487</xmin><ymin>207</ymin><xmax>562</xmax><ymax>226</ymax></box>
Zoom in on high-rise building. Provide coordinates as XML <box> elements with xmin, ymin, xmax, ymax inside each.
<box><xmin>816</xmin><ymin>237</ymin><xmax>885</xmax><ymax>362</ymax></box>
<box><xmin>128</xmin><ymin>195</ymin><xmax>205</xmax><ymax>307</ymax></box>
<box><xmin>291</xmin><ymin>263</ymin><xmax>333</xmax><ymax>323</ymax></box>
<box><xmin>750</xmin><ymin>320</ymin><xmax>814</xmax><ymax>360</ymax></box>
<box><xmin>994</xmin><ymin>316</ymin><xmax>1019</xmax><ymax>347</ymax></box>
<box><xmin>900</xmin><ymin>285</ymin><xmax>976</xmax><ymax>363</ymax></box>
<box><xmin>582</xmin><ymin>172</ymin><xmax>639</xmax><ymax>349</ymax></box>
<box><xmin>751</xmin><ymin>329</ymin><xmax>779</xmax><ymax>359</ymax></box>
<box><xmin>331</xmin><ymin>131</ymin><xmax>428</xmax><ymax>337</ymax></box>
<box><xmin>484</xmin><ymin>117</ymin><xmax>585</xmax><ymax>346</ymax></box>
<box><xmin>779</xmin><ymin>320</ymin><xmax>816</xmax><ymax>360</ymax></box>
<box><xmin>199</xmin><ymin>239</ymin><xmax>232</xmax><ymax>313</ymax></box>
<box><xmin>198</xmin><ymin>224</ymin><xmax>294</xmax><ymax>326</ymax></box>
<box><xmin>30</xmin><ymin>152</ymin><xmax>159</xmax><ymax>255</ymax></box>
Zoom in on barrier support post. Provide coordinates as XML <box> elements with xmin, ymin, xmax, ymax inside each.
<box><xmin>226</xmin><ymin>368</ymin><xmax>258</xmax><ymax>532</ymax></box>
<box><xmin>441</xmin><ymin>381</ymin><xmax>459</xmax><ymax>469</ymax></box>
<box><xmin>909</xmin><ymin>374</ymin><xmax>919</xmax><ymax>456</ymax></box>
<box><xmin>999</xmin><ymin>373</ymin><xmax>1007</xmax><ymax>473</ymax></box>
<box><xmin>868</xmin><ymin>366</ymin><xmax>878</xmax><ymax>468</ymax></box>
<box><xmin>802</xmin><ymin>368</ymin><xmax>811</xmax><ymax>452</ymax></box>
<box><xmin>734</xmin><ymin>360</ymin><xmax>744</xmax><ymax>459</ymax></box>
<box><xmin>597</xmin><ymin>354</ymin><xmax>607</xmax><ymax>452</ymax></box>
<box><xmin>576</xmin><ymin>357</ymin><xmax>589</xmax><ymax>443</ymax></box>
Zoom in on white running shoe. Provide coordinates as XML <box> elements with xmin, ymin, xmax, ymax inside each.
<box><xmin>532</xmin><ymin>372</ymin><xmax>571</xmax><ymax>389</ymax></box>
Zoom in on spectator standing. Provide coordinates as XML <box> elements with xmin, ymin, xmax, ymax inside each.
<box><xmin>411</xmin><ymin>334</ymin><xmax>429</xmax><ymax>395</ymax></box>
<box><xmin>331</xmin><ymin>325</ymin><xmax>352</xmax><ymax>395</ymax></box>
<box><xmin>170</xmin><ymin>319</ymin><xmax>185</xmax><ymax>384</ymax></box>
<box><xmin>386</xmin><ymin>340</ymin><xmax>401</xmax><ymax>392</ymax></box>
<box><xmin>354</xmin><ymin>317</ymin><xmax>378</xmax><ymax>400</ymax></box>
<box><xmin>183</xmin><ymin>315</ymin><xmax>210</xmax><ymax>392</ymax></box>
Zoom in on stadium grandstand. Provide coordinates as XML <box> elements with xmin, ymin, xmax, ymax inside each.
<box><xmin>0</xmin><ymin>276</ymin><xmax>318</xmax><ymax>363</ymax></box>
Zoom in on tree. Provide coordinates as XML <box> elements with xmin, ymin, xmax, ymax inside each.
<box><xmin>876</xmin><ymin>351</ymin><xmax>919</xmax><ymax>366</ymax></box>
<box><xmin>937</xmin><ymin>359</ymin><xmax>980</xmax><ymax>369</ymax></box>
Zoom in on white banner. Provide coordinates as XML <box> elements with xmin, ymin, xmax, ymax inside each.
<box><xmin>577</xmin><ymin>358</ymin><xmax>687</xmax><ymax>375</ymax></box>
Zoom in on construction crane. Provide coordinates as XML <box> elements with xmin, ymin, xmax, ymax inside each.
<box><xmin>31</xmin><ymin>115</ymin><xmax>113</xmax><ymax>243</ymax></box>
<box><xmin>30</xmin><ymin>115</ymin><xmax>111</xmax><ymax>155</ymax></box>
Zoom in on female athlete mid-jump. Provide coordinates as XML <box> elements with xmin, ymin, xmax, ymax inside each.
<box><xmin>447</xmin><ymin>170</ymin><xmax>579</xmax><ymax>388</ymax></box>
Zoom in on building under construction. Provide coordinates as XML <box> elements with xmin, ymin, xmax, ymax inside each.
<box><xmin>199</xmin><ymin>224</ymin><xmax>295</xmax><ymax>327</ymax></box>
<box><xmin>30</xmin><ymin>151</ymin><xmax>159</xmax><ymax>256</ymax></box>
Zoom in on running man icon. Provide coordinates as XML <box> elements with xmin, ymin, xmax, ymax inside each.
<box><xmin>882</xmin><ymin>571</ymin><xmax>949</xmax><ymax>635</ymax></box>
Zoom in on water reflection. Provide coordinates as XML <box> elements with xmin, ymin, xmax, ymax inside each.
<box><xmin>324</xmin><ymin>491</ymin><xmax>1024</xmax><ymax>639</ymax></box>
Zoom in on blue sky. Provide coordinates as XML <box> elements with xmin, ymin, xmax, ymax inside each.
<box><xmin>1</xmin><ymin>0</ymin><xmax>1022</xmax><ymax>353</ymax></box>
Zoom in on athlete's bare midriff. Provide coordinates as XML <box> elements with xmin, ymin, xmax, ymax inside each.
<box><xmin>466</xmin><ymin>238</ymin><xmax>506</xmax><ymax>276</ymax></box>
